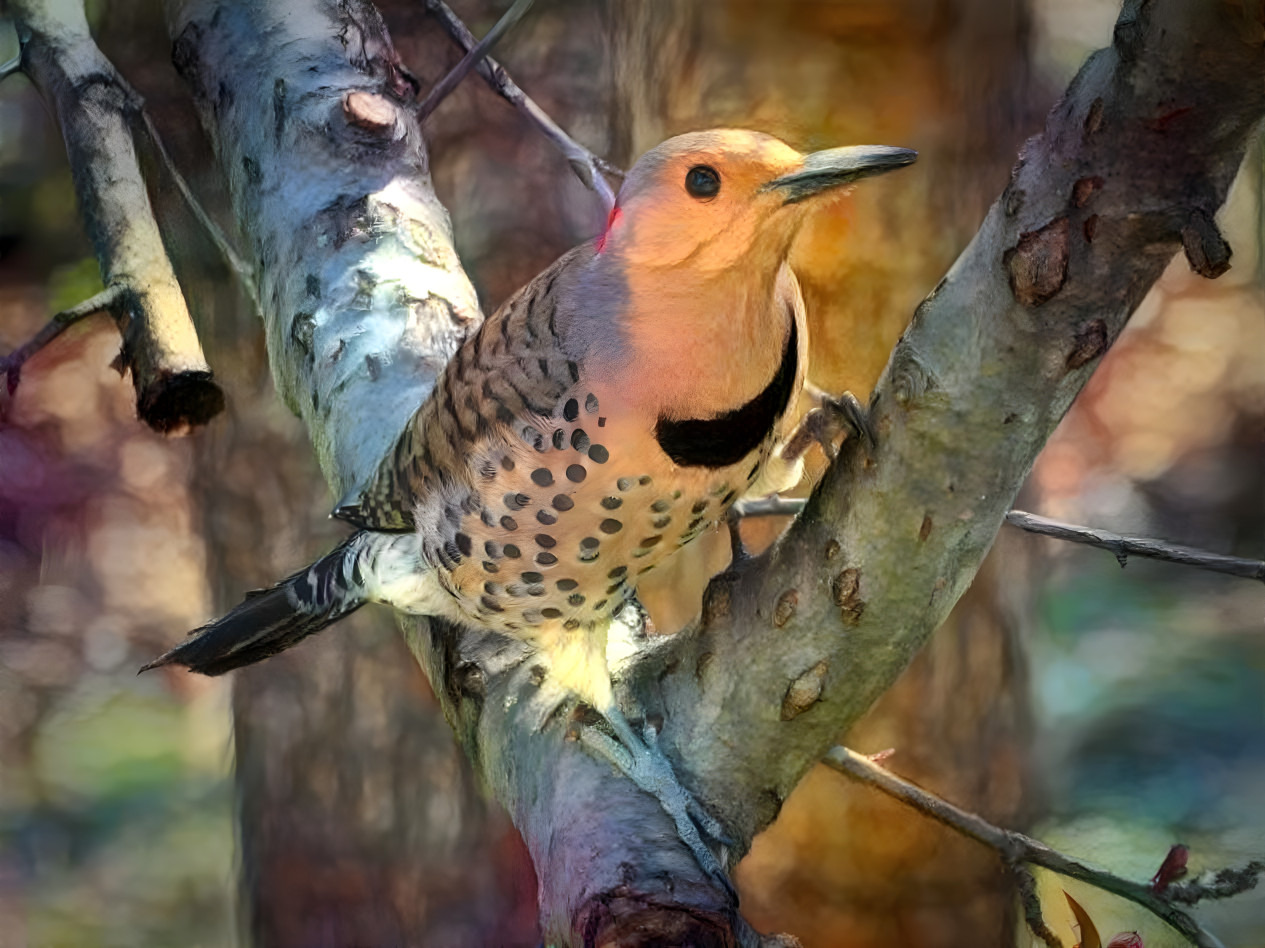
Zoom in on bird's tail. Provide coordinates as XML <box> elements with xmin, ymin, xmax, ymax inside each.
<box><xmin>141</xmin><ymin>532</ymin><xmax>382</xmax><ymax>676</ymax></box>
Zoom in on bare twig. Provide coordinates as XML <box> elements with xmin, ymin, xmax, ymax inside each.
<box><xmin>1006</xmin><ymin>510</ymin><xmax>1265</xmax><ymax>583</ymax></box>
<box><xmin>736</xmin><ymin>501</ymin><xmax>1265</xmax><ymax>584</ymax></box>
<box><xmin>2</xmin><ymin>285</ymin><xmax>125</xmax><ymax>392</ymax></box>
<box><xmin>1015</xmin><ymin>865</ymin><xmax>1065</xmax><ymax>948</ymax></box>
<box><xmin>0</xmin><ymin>54</ymin><xmax>20</xmax><ymax>81</ymax></box>
<box><xmin>134</xmin><ymin>110</ymin><xmax>259</xmax><ymax>306</ymax></box>
<box><xmin>423</xmin><ymin>0</ymin><xmax>619</xmax><ymax>209</ymax></box>
<box><xmin>825</xmin><ymin>746</ymin><xmax>1260</xmax><ymax>948</ymax></box>
<box><xmin>9</xmin><ymin>0</ymin><xmax>222</xmax><ymax>432</ymax></box>
<box><xmin>416</xmin><ymin>0</ymin><xmax>534</xmax><ymax>122</ymax></box>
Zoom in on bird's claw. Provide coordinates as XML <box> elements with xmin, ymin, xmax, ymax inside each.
<box><xmin>782</xmin><ymin>389</ymin><xmax>875</xmax><ymax>463</ymax></box>
<box><xmin>582</xmin><ymin>707</ymin><xmax>738</xmax><ymax>903</ymax></box>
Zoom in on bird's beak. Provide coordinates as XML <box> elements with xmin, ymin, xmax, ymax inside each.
<box><xmin>763</xmin><ymin>146</ymin><xmax>917</xmax><ymax>204</ymax></box>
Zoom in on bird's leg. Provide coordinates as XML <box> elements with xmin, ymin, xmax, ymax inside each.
<box><xmin>580</xmin><ymin>703</ymin><xmax>737</xmax><ymax>903</ymax></box>
<box><xmin>781</xmin><ymin>384</ymin><xmax>876</xmax><ymax>464</ymax></box>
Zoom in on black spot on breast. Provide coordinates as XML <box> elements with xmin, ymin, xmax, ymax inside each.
<box><xmin>639</xmin><ymin>535</ymin><xmax>662</xmax><ymax>548</ymax></box>
<box><xmin>537</xmin><ymin>510</ymin><xmax>557</xmax><ymax>525</ymax></box>
<box><xmin>505</xmin><ymin>493</ymin><xmax>529</xmax><ymax>511</ymax></box>
<box><xmin>608</xmin><ymin>566</ymin><xmax>627</xmax><ymax>579</ymax></box>
<box><xmin>542</xmin><ymin>607</ymin><xmax>563</xmax><ymax>619</ymax></box>
<box><xmin>605</xmin><ymin>582</ymin><xmax>622</xmax><ymax>595</ymax></box>
<box><xmin>652</xmin><ymin>515</ymin><xmax>671</xmax><ymax>529</ymax></box>
<box><xmin>527</xmin><ymin>584</ymin><xmax>545</xmax><ymax>596</ymax></box>
<box><xmin>484</xmin><ymin>540</ymin><xmax>500</xmax><ymax>558</ymax></box>
<box><xmin>502</xmin><ymin>456</ymin><xmax>515</xmax><ymax>471</ymax></box>
<box><xmin>536</xmin><ymin>552</ymin><xmax>558</xmax><ymax>565</ymax></box>
<box><xmin>601</xmin><ymin>497</ymin><xmax>622</xmax><ymax>510</ymax></box>
<box><xmin>482</xmin><ymin>560</ymin><xmax>499</xmax><ymax>573</ymax></box>
<box><xmin>531</xmin><ymin>468</ymin><xmax>553</xmax><ymax>487</ymax></box>
<box><xmin>564</xmin><ymin>619</ymin><xmax>581</xmax><ymax>630</ymax></box>
<box><xmin>580</xmin><ymin>537</ymin><xmax>600</xmax><ymax>550</ymax></box>
<box><xmin>563</xmin><ymin>398</ymin><xmax>579</xmax><ymax>421</ymax></box>
<box><xmin>639</xmin><ymin>476</ymin><xmax>652</xmax><ymax>485</ymax></box>
<box><xmin>480</xmin><ymin>595</ymin><xmax>504</xmax><ymax>613</ymax></box>
<box><xmin>535</xmin><ymin>534</ymin><xmax>557</xmax><ymax>548</ymax></box>
<box><xmin>617</xmin><ymin>477</ymin><xmax>634</xmax><ymax>491</ymax></box>
<box><xmin>588</xmin><ymin>445</ymin><xmax>609</xmax><ymax>464</ymax></box>
<box><xmin>522</xmin><ymin>571</ymin><xmax>543</xmax><ymax>583</ymax></box>
<box><xmin>455</xmin><ymin>533</ymin><xmax>472</xmax><ymax>556</ymax></box>
<box><xmin>484</xmin><ymin>581</ymin><xmax>503</xmax><ymax>595</ymax></box>
<box><xmin>692</xmin><ymin>499</ymin><xmax>709</xmax><ymax>514</ymax></box>
<box><xmin>721</xmin><ymin>489</ymin><xmax>737</xmax><ymax>506</ymax></box>
<box><xmin>552</xmin><ymin>429</ymin><xmax>566</xmax><ymax>449</ymax></box>
<box><xmin>593</xmin><ymin>599</ymin><xmax>608</xmax><ymax>611</ymax></box>
<box><xmin>600</xmin><ymin>519</ymin><xmax>623</xmax><ymax>534</ymax></box>
<box><xmin>598</xmin><ymin>417</ymin><xmax>606</xmax><ymax>427</ymax></box>
<box><xmin>568</xmin><ymin>593</ymin><xmax>586</xmax><ymax>606</ymax></box>
<box><xmin>553</xmin><ymin>495</ymin><xmax>574</xmax><ymax>511</ymax></box>
<box><xmin>557</xmin><ymin>578</ymin><xmax>579</xmax><ymax>591</ymax></box>
<box><xmin>481</xmin><ymin>510</ymin><xmax>497</xmax><ymax>528</ymax></box>
<box><xmin>651</xmin><ymin>499</ymin><xmax>671</xmax><ymax>513</ymax></box>
<box><xmin>585</xmin><ymin>393</ymin><xmax>599</xmax><ymax>413</ymax></box>
<box><xmin>655</xmin><ymin>319</ymin><xmax>798</xmax><ymax>468</ymax></box>
<box><xmin>571</xmin><ymin>429</ymin><xmax>590</xmax><ymax>452</ymax></box>
<box><xmin>500</xmin><ymin>515</ymin><xmax>518</xmax><ymax>531</ymax></box>
<box><xmin>566</xmin><ymin>465</ymin><xmax>587</xmax><ymax>483</ymax></box>
<box><xmin>479</xmin><ymin>462</ymin><xmax>497</xmax><ymax>479</ymax></box>
<box><xmin>503</xmin><ymin>544</ymin><xmax>521</xmax><ymax>558</ymax></box>
<box><xmin>578</xmin><ymin>548</ymin><xmax>599</xmax><ymax>562</ymax></box>
<box><xmin>442</xmin><ymin>541</ymin><xmax>462</xmax><ymax>564</ymax></box>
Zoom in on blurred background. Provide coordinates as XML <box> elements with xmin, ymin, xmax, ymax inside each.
<box><xmin>0</xmin><ymin>0</ymin><xmax>1260</xmax><ymax>946</ymax></box>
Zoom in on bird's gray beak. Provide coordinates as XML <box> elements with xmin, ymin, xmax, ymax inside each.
<box><xmin>764</xmin><ymin>146</ymin><xmax>917</xmax><ymax>204</ymax></box>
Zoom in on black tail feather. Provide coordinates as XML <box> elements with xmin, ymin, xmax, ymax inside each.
<box><xmin>141</xmin><ymin>534</ymin><xmax>368</xmax><ymax>676</ymax></box>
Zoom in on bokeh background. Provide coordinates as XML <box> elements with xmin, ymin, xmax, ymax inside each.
<box><xmin>0</xmin><ymin>1</ymin><xmax>1260</xmax><ymax>946</ymax></box>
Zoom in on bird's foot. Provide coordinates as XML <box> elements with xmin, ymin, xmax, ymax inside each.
<box><xmin>782</xmin><ymin>389</ymin><xmax>875</xmax><ymax>464</ymax></box>
<box><xmin>581</xmin><ymin>705</ymin><xmax>737</xmax><ymax>903</ymax></box>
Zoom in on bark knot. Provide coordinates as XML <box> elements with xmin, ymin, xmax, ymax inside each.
<box><xmin>831</xmin><ymin>568</ymin><xmax>865</xmax><ymax>626</ymax></box>
<box><xmin>772</xmin><ymin>589</ymin><xmax>799</xmax><ymax>628</ymax></box>
<box><xmin>781</xmin><ymin>660</ymin><xmax>828</xmax><ymax>721</ymax></box>
<box><xmin>1066</xmin><ymin>318</ymin><xmax>1109</xmax><ymax>371</ymax></box>
<box><xmin>1181</xmin><ymin>208</ymin><xmax>1232</xmax><ymax>279</ymax></box>
<box><xmin>1004</xmin><ymin>216</ymin><xmax>1070</xmax><ymax>307</ymax></box>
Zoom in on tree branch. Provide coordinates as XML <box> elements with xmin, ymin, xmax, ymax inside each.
<box><xmin>636</xmin><ymin>0</ymin><xmax>1264</xmax><ymax>858</ymax></box>
<box><xmin>7</xmin><ymin>0</ymin><xmax>223</xmax><ymax>433</ymax></box>
<box><xmin>738</xmin><ymin>501</ymin><xmax>1265</xmax><ymax>583</ymax></box>
<box><xmin>825</xmin><ymin>746</ymin><xmax>1262</xmax><ymax>948</ymax></box>
<box><xmin>423</xmin><ymin>0</ymin><xmax>619</xmax><ymax>209</ymax></box>
<box><xmin>1005</xmin><ymin>510</ymin><xmax>1265</xmax><ymax>582</ymax></box>
<box><xmin>415</xmin><ymin>0</ymin><xmax>534</xmax><ymax>123</ymax></box>
<box><xmin>2</xmin><ymin>285</ymin><xmax>124</xmax><ymax>392</ymax></box>
<box><xmin>166</xmin><ymin>0</ymin><xmax>1264</xmax><ymax>942</ymax></box>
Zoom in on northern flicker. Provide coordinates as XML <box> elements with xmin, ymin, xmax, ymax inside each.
<box><xmin>145</xmin><ymin>129</ymin><xmax>915</xmax><ymax>886</ymax></box>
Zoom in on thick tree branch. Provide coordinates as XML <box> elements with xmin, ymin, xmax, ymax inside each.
<box><xmin>826</xmin><ymin>746</ymin><xmax>1263</xmax><ymax>948</ymax></box>
<box><xmin>631</xmin><ymin>0</ymin><xmax>1264</xmax><ymax>854</ymax></box>
<box><xmin>168</xmin><ymin>0</ymin><xmax>1264</xmax><ymax>942</ymax></box>
<box><xmin>7</xmin><ymin>0</ymin><xmax>223</xmax><ymax>432</ymax></box>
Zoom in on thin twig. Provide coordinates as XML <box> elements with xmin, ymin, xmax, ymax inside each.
<box><xmin>2</xmin><ymin>284</ymin><xmax>125</xmax><ymax>392</ymax></box>
<box><xmin>734</xmin><ymin>501</ymin><xmax>1265</xmax><ymax>585</ymax></box>
<box><xmin>417</xmin><ymin>0</ymin><xmax>534</xmax><ymax>123</ymax></box>
<box><xmin>1006</xmin><ymin>510</ymin><xmax>1265</xmax><ymax>583</ymax></box>
<box><xmin>135</xmin><ymin>110</ymin><xmax>259</xmax><ymax>306</ymax></box>
<box><xmin>0</xmin><ymin>54</ymin><xmax>20</xmax><ymax>81</ymax></box>
<box><xmin>825</xmin><ymin>746</ymin><xmax>1259</xmax><ymax>948</ymax></box>
<box><xmin>423</xmin><ymin>0</ymin><xmax>619</xmax><ymax>209</ymax></box>
<box><xmin>1014</xmin><ymin>864</ymin><xmax>1065</xmax><ymax>948</ymax></box>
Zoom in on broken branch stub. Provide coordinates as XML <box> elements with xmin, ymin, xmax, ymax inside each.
<box><xmin>10</xmin><ymin>0</ymin><xmax>222</xmax><ymax>432</ymax></box>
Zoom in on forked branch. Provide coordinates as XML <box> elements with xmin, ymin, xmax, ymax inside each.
<box><xmin>827</xmin><ymin>746</ymin><xmax>1263</xmax><ymax>948</ymax></box>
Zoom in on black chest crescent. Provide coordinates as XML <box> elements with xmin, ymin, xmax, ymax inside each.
<box><xmin>653</xmin><ymin>319</ymin><xmax>797</xmax><ymax>468</ymax></box>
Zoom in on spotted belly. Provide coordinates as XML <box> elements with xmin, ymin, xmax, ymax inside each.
<box><xmin>423</xmin><ymin>386</ymin><xmax>769</xmax><ymax>639</ymax></box>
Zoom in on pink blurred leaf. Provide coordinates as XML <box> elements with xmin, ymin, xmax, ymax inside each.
<box><xmin>1106</xmin><ymin>933</ymin><xmax>1144</xmax><ymax>948</ymax></box>
<box><xmin>1149</xmin><ymin>844</ymin><xmax>1189</xmax><ymax>891</ymax></box>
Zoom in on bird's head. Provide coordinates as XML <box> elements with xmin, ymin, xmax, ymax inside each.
<box><xmin>598</xmin><ymin>129</ymin><xmax>916</xmax><ymax>275</ymax></box>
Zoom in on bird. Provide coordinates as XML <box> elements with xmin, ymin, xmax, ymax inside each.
<box><xmin>143</xmin><ymin>128</ymin><xmax>916</xmax><ymax>888</ymax></box>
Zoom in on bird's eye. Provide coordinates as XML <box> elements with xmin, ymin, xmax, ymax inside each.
<box><xmin>684</xmin><ymin>165</ymin><xmax>721</xmax><ymax>200</ymax></box>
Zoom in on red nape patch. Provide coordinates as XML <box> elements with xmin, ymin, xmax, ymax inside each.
<box><xmin>595</xmin><ymin>204</ymin><xmax>622</xmax><ymax>254</ymax></box>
